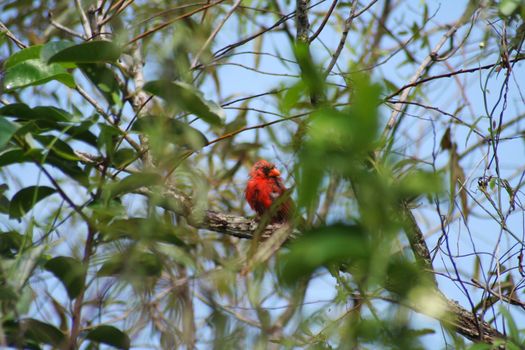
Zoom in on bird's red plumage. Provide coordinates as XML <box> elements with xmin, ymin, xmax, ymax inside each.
<box><xmin>245</xmin><ymin>160</ymin><xmax>291</xmax><ymax>223</ymax></box>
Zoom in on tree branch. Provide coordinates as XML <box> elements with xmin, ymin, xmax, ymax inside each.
<box><xmin>76</xmin><ymin>154</ymin><xmax>507</xmax><ymax>346</ymax></box>
<box><xmin>134</xmin><ymin>186</ymin><xmax>297</xmax><ymax>240</ymax></box>
<box><xmin>309</xmin><ymin>0</ymin><xmax>338</xmax><ymax>43</ymax></box>
<box><xmin>296</xmin><ymin>0</ymin><xmax>310</xmax><ymax>44</ymax></box>
<box><xmin>384</xmin><ymin>55</ymin><xmax>525</xmax><ymax>101</ymax></box>
<box><xmin>400</xmin><ymin>203</ymin><xmax>506</xmax><ymax>345</ymax></box>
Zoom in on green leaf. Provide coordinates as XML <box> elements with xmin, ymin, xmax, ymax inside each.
<box><xmin>34</xmin><ymin>135</ymin><xmax>79</xmax><ymax>161</ymax></box>
<box><xmin>298</xmin><ymin>74</ymin><xmax>381</xmax><ymax>208</ymax></box>
<box><xmin>0</xmin><ymin>194</ymin><xmax>9</xmax><ymax>214</ymax></box>
<box><xmin>489</xmin><ymin>177</ymin><xmax>496</xmax><ymax>190</ymax></box>
<box><xmin>293</xmin><ymin>43</ymin><xmax>324</xmax><ymax>100</ymax></box>
<box><xmin>133</xmin><ymin>116</ymin><xmax>208</xmax><ymax>150</ymax></box>
<box><xmin>386</xmin><ymin>257</ymin><xmax>430</xmax><ymax>297</ymax></box>
<box><xmin>0</xmin><ymin>148</ymin><xmax>38</xmax><ymax>167</ymax></box>
<box><xmin>382</xmin><ymin>78</ymin><xmax>398</xmax><ymax>93</ymax></box>
<box><xmin>0</xmin><ymin>103</ymin><xmax>72</xmax><ymax>122</ymax></box>
<box><xmin>104</xmin><ymin>172</ymin><xmax>163</xmax><ymax>200</ymax></box>
<box><xmin>297</xmin><ymin>156</ymin><xmax>323</xmax><ymax>210</ymax></box>
<box><xmin>111</xmin><ymin>148</ymin><xmax>137</xmax><ymax>168</ymax></box>
<box><xmin>7</xmin><ymin>245</ymin><xmax>46</xmax><ymax>292</ymax></box>
<box><xmin>79</xmin><ymin>64</ymin><xmax>122</xmax><ymax>105</ymax></box>
<box><xmin>3</xmin><ymin>318</ymin><xmax>65</xmax><ymax>347</ymax></box>
<box><xmin>500</xmin><ymin>0</ymin><xmax>521</xmax><ymax>16</ymax></box>
<box><xmin>280</xmin><ymin>224</ymin><xmax>369</xmax><ymax>284</ymax></box>
<box><xmin>3</xmin><ymin>45</ymin><xmax>42</xmax><ymax>69</ymax></box>
<box><xmin>144</xmin><ymin>80</ymin><xmax>225</xmax><ymax>125</ymax></box>
<box><xmin>9</xmin><ymin>186</ymin><xmax>56</xmax><ymax>219</ymax></box>
<box><xmin>40</xmin><ymin>40</ymin><xmax>75</xmax><ymax>63</ymax></box>
<box><xmin>23</xmin><ymin>318</ymin><xmax>65</xmax><ymax>346</ymax></box>
<box><xmin>63</xmin><ymin>121</ymin><xmax>98</xmax><ymax>146</ymax></box>
<box><xmin>48</xmin><ymin>41</ymin><xmax>122</xmax><ymax>63</ymax></box>
<box><xmin>0</xmin><ymin>285</ymin><xmax>18</xmax><ymax>301</ymax></box>
<box><xmin>500</xmin><ymin>307</ymin><xmax>521</xmax><ymax>344</ymax></box>
<box><xmin>440</xmin><ymin>127</ymin><xmax>452</xmax><ymax>150</ymax></box>
<box><xmin>281</xmin><ymin>82</ymin><xmax>306</xmax><ymax>114</ymax></box>
<box><xmin>397</xmin><ymin>170</ymin><xmax>442</xmax><ymax>198</ymax></box>
<box><xmin>89</xmin><ymin>198</ymin><xmax>127</xmax><ymax>223</ymax></box>
<box><xmin>0</xmin><ymin>104</ymin><xmax>96</xmax><ymax>146</ymax></box>
<box><xmin>0</xmin><ymin>231</ymin><xmax>25</xmax><ymax>258</ymax></box>
<box><xmin>97</xmin><ymin>123</ymin><xmax>120</xmax><ymax>156</ymax></box>
<box><xmin>3</xmin><ymin>59</ymin><xmax>75</xmax><ymax>90</ymax></box>
<box><xmin>85</xmin><ymin>325</ymin><xmax>130</xmax><ymax>349</ymax></box>
<box><xmin>46</xmin><ymin>154</ymin><xmax>89</xmax><ymax>187</ymax></box>
<box><xmin>44</xmin><ymin>256</ymin><xmax>86</xmax><ymax>299</ymax></box>
<box><xmin>0</xmin><ymin>118</ymin><xmax>19</xmax><ymax>148</ymax></box>
<box><xmin>10</xmin><ymin>122</ymin><xmax>51</xmax><ymax>139</ymax></box>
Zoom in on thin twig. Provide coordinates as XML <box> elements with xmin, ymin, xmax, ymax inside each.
<box><xmin>99</xmin><ymin>0</ymin><xmax>133</xmax><ymax>26</ymax></box>
<box><xmin>323</xmin><ymin>0</ymin><xmax>358</xmax><ymax>78</ymax></box>
<box><xmin>309</xmin><ymin>0</ymin><xmax>338</xmax><ymax>43</ymax></box>
<box><xmin>384</xmin><ymin>56</ymin><xmax>525</xmax><ymax>101</ymax></box>
<box><xmin>0</xmin><ymin>21</ymin><xmax>27</xmax><ymax>49</ymax></box>
<box><xmin>75</xmin><ymin>0</ymin><xmax>92</xmax><ymax>38</ymax></box>
<box><xmin>74</xmin><ymin>86</ymin><xmax>142</xmax><ymax>152</ymax></box>
<box><xmin>385</xmin><ymin>99</ymin><xmax>485</xmax><ymax>138</ymax></box>
<box><xmin>48</xmin><ymin>15</ymin><xmax>85</xmax><ymax>38</ymax></box>
<box><xmin>382</xmin><ymin>21</ymin><xmax>463</xmax><ymax>137</ymax></box>
<box><xmin>220</xmin><ymin>89</ymin><xmax>284</xmax><ymax>107</ymax></box>
<box><xmin>68</xmin><ymin>223</ymin><xmax>97</xmax><ymax>350</ymax></box>
<box><xmin>206</xmin><ymin>112</ymin><xmax>308</xmax><ymax>147</ymax></box>
<box><xmin>210</xmin><ymin>0</ymin><xmax>326</xmax><ymax>63</ymax></box>
<box><xmin>190</xmin><ymin>0</ymin><xmax>242</xmax><ymax>69</ymax></box>
<box><xmin>127</xmin><ymin>0</ymin><xmax>226</xmax><ymax>45</ymax></box>
<box><xmin>133</xmin><ymin>1</ymin><xmax>216</xmax><ymax>26</ymax></box>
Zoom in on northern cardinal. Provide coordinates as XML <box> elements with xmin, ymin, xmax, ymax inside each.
<box><xmin>245</xmin><ymin>160</ymin><xmax>291</xmax><ymax>223</ymax></box>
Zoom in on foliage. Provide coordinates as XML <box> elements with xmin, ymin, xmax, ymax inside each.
<box><xmin>0</xmin><ymin>0</ymin><xmax>524</xmax><ymax>349</ymax></box>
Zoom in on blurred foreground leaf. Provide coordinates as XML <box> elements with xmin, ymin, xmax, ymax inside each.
<box><xmin>101</xmin><ymin>217</ymin><xmax>185</xmax><ymax>246</ymax></box>
<box><xmin>280</xmin><ymin>224</ymin><xmax>369</xmax><ymax>284</ymax></box>
<box><xmin>298</xmin><ymin>73</ymin><xmax>381</xmax><ymax>208</ymax></box>
<box><xmin>133</xmin><ymin>116</ymin><xmax>208</xmax><ymax>150</ymax></box>
<box><xmin>104</xmin><ymin>172</ymin><xmax>163</xmax><ymax>201</ymax></box>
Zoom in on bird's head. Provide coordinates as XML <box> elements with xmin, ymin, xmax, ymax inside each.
<box><xmin>249</xmin><ymin>160</ymin><xmax>281</xmax><ymax>179</ymax></box>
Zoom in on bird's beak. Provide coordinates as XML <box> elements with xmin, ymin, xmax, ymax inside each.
<box><xmin>268</xmin><ymin>168</ymin><xmax>280</xmax><ymax>177</ymax></box>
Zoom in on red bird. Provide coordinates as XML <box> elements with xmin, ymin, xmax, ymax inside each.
<box><xmin>245</xmin><ymin>160</ymin><xmax>291</xmax><ymax>223</ymax></box>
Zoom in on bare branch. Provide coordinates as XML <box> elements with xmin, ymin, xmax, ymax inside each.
<box><xmin>323</xmin><ymin>0</ymin><xmax>358</xmax><ymax>78</ymax></box>
<box><xmin>296</xmin><ymin>0</ymin><xmax>310</xmax><ymax>43</ymax></box>
<box><xmin>190</xmin><ymin>0</ymin><xmax>242</xmax><ymax>69</ymax></box>
<box><xmin>0</xmin><ymin>21</ymin><xmax>27</xmax><ymax>49</ymax></box>
<box><xmin>382</xmin><ymin>22</ymin><xmax>462</xmax><ymax>137</ymax></box>
<box><xmin>309</xmin><ymin>0</ymin><xmax>338</xmax><ymax>43</ymax></box>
